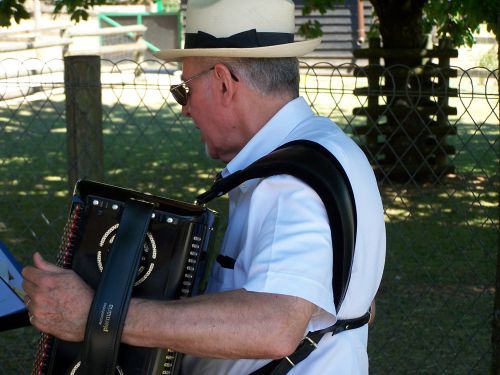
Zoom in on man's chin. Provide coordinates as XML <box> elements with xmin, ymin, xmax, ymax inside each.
<box><xmin>204</xmin><ymin>143</ymin><xmax>217</xmax><ymax>160</ymax></box>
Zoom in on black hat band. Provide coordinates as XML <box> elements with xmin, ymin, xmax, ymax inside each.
<box><xmin>184</xmin><ymin>29</ymin><xmax>294</xmax><ymax>49</ymax></box>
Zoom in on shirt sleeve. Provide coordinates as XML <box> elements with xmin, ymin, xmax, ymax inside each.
<box><xmin>240</xmin><ymin>175</ymin><xmax>337</xmax><ymax>328</ymax></box>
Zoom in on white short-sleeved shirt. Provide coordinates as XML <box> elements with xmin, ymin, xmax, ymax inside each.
<box><xmin>182</xmin><ymin>97</ymin><xmax>386</xmax><ymax>375</ymax></box>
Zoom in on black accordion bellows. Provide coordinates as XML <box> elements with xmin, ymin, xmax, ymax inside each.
<box><xmin>32</xmin><ymin>180</ymin><xmax>217</xmax><ymax>375</ymax></box>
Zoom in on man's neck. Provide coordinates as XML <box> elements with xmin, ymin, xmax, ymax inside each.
<box><xmin>237</xmin><ymin>92</ymin><xmax>294</xmax><ymax>143</ymax></box>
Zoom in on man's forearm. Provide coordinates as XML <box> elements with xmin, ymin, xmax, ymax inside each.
<box><xmin>123</xmin><ymin>289</ymin><xmax>315</xmax><ymax>359</ymax></box>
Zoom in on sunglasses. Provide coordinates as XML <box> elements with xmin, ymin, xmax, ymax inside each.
<box><xmin>170</xmin><ymin>66</ymin><xmax>239</xmax><ymax>106</ymax></box>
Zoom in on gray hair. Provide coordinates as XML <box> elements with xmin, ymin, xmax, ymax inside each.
<box><xmin>204</xmin><ymin>57</ymin><xmax>300</xmax><ymax>98</ymax></box>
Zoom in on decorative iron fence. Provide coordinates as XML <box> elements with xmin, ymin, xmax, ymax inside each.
<box><xmin>0</xmin><ymin>57</ymin><xmax>498</xmax><ymax>374</ymax></box>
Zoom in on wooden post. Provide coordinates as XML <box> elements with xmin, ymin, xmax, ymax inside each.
<box><xmin>435</xmin><ymin>38</ymin><xmax>452</xmax><ymax>171</ymax></box>
<box><xmin>356</xmin><ymin>0</ymin><xmax>366</xmax><ymax>45</ymax></box>
<box><xmin>367</xmin><ymin>37</ymin><xmax>381</xmax><ymax>110</ymax></box>
<box><xmin>366</xmin><ymin>37</ymin><xmax>381</xmax><ymax>155</ymax></box>
<box><xmin>134</xmin><ymin>32</ymin><xmax>145</xmax><ymax>76</ymax></box>
<box><xmin>437</xmin><ymin>38</ymin><xmax>451</xmax><ymax>127</ymax></box>
<box><xmin>64</xmin><ymin>55</ymin><xmax>104</xmax><ymax>191</ymax></box>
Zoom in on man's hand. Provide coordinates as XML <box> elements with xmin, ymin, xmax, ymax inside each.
<box><xmin>22</xmin><ymin>252</ymin><xmax>93</xmax><ymax>341</ymax></box>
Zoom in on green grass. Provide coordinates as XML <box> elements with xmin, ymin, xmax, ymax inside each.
<box><xmin>367</xmin><ymin>117</ymin><xmax>498</xmax><ymax>373</ymax></box>
<box><xmin>0</xmin><ymin>81</ymin><xmax>498</xmax><ymax>374</ymax></box>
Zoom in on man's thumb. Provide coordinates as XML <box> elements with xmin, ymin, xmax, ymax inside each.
<box><xmin>33</xmin><ymin>252</ymin><xmax>61</xmax><ymax>272</ymax></box>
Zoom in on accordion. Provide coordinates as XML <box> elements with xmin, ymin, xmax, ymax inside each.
<box><xmin>32</xmin><ymin>180</ymin><xmax>217</xmax><ymax>375</ymax></box>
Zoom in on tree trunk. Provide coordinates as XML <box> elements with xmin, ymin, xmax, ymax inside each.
<box><xmin>370</xmin><ymin>0</ymin><xmax>427</xmax><ymax>66</ymax></box>
<box><xmin>363</xmin><ymin>0</ymin><xmax>455</xmax><ymax>182</ymax></box>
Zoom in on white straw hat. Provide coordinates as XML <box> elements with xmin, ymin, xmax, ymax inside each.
<box><xmin>154</xmin><ymin>0</ymin><xmax>321</xmax><ymax>61</ymax></box>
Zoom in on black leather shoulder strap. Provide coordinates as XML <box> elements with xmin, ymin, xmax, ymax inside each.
<box><xmin>80</xmin><ymin>199</ymin><xmax>154</xmax><ymax>375</ymax></box>
<box><xmin>196</xmin><ymin>140</ymin><xmax>357</xmax><ymax>312</ymax></box>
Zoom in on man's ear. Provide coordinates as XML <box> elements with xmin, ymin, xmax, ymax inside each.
<box><xmin>213</xmin><ymin>63</ymin><xmax>238</xmax><ymax>105</ymax></box>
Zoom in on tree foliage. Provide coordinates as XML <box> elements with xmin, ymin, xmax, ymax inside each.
<box><xmin>1</xmin><ymin>0</ymin><xmax>498</xmax><ymax>50</ymax></box>
<box><xmin>1</xmin><ymin>0</ymin><xmax>115</xmax><ymax>27</ymax></box>
<box><xmin>53</xmin><ymin>0</ymin><xmax>109</xmax><ymax>23</ymax></box>
<box><xmin>422</xmin><ymin>0</ymin><xmax>499</xmax><ymax>47</ymax></box>
<box><xmin>299</xmin><ymin>0</ymin><xmax>499</xmax><ymax>49</ymax></box>
<box><xmin>0</xmin><ymin>0</ymin><xmax>29</xmax><ymax>27</ymax></box>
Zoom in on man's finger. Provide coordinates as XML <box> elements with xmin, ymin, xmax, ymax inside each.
<box><xmin>22</xmin><ymin>265</ymin><xmax>41</xmax><ymax>285</ymax></box>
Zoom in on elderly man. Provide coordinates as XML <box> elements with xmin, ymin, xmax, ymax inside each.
<box><xmin>23</xmin><ymin>0</ymin><xmax>385</xmax><ymax>374</ymax></box>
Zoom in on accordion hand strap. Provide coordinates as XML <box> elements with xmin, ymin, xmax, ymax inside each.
<box><xmin>80</xmin><ymin>199</ymin><xmax>154</xmax><ymax>375</ymax></box>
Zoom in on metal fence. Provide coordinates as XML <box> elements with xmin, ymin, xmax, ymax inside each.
<box><xmin>0</xmin><ymin>57</ymin><xmax>498</xmax><ymax>374</ymax></box>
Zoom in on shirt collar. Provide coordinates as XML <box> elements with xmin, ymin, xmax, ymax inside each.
<box><xmin>223</xmin><ymin>97</ymin><xmax>314</xmax><ymax>178</ymax></box>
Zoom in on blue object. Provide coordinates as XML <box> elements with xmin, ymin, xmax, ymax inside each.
<box><xmin>0</xmin><ymin>240</ymin><xmax>26</xmax><ymax>318</ymax></box>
